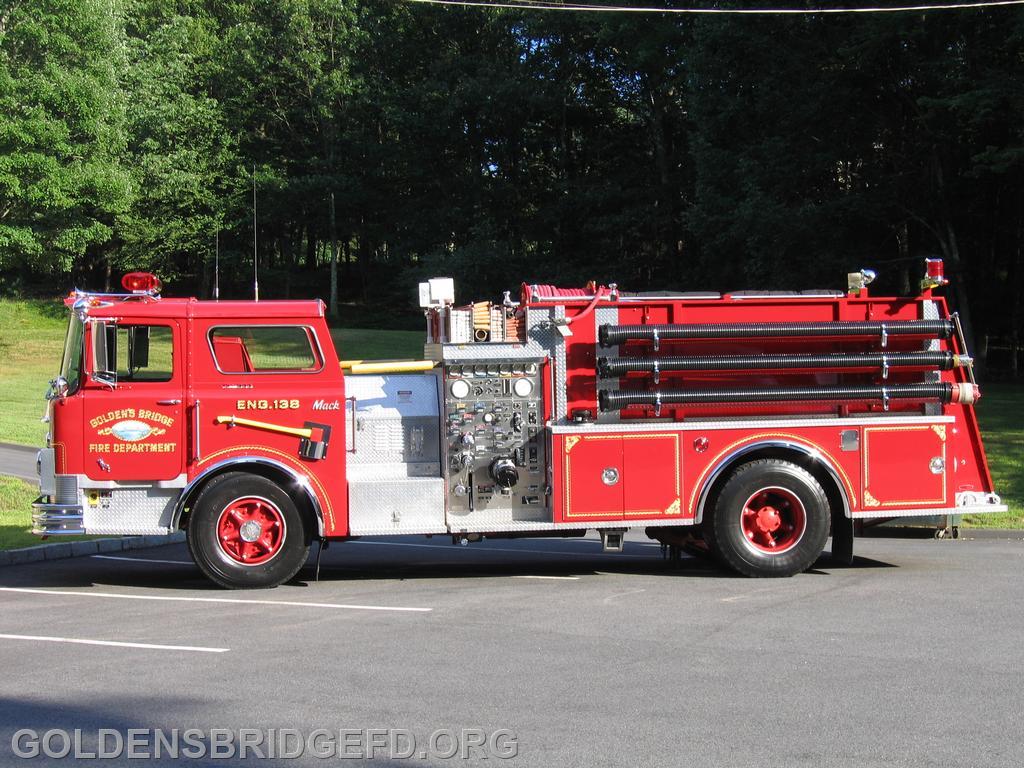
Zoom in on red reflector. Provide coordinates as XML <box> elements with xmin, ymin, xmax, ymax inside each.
<box><xmin>122</xmin><ymin>272</ymin><xmax>162</xmax><ymax>293</ymax></box>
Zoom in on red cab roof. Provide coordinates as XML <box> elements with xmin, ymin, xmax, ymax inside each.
<box><xmin>81</xmin><ymin>297</ymin><xmax>326</xmax><ymax>320</ymax></box>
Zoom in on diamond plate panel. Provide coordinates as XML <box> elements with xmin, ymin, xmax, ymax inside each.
<box><xmin>594</xmin><ymin>306</ymin><xmax>621</xmax><ymax>423</ymax></box>
<box><xmin>552</xmin><ymin>305</ymin><xmax>568</xmax><ymax>423</ymax></box>
<box><xmin>348</xmin><ymin>477</ymin><xmax>447</xmax><ymax>535</ymax></box>
<box><xmin>82</xmin><ymin>486</ymin><xmax>177</xmax><ymax>535</ymax></box>
<box><xmin>922</xmin><ymin>300</ymin><xmax>942</xmax><ymax>415</ymax></box>
<box><xmin>447</xmin><ymin>504</ymin><xmax>550</xmax><ymax>530</ymax></box>
<box><xmin>346</xmin><ymin>374</ymin><xmax>441</xmax><ymax>476</ymax></box>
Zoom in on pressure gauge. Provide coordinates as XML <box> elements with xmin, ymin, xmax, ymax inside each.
<box><xmin>450</xmin><ymin>379</ymin><xmax>471</xmax><ymax>399</ymax></box>
<box><xmin>513</xmin><ymin>378</ymin><xmax>534</xmax><ymax>397</ymax></box>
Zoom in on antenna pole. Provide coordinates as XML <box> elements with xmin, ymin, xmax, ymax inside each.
<box><xmin>214</xmin><ymin>231</ymin><xmax>220</xmax><ymax>301</ymax></box>
<box><xmin>253</xmin><ymin>164</ymin><xmax>259</xmax><ymax>301</ymax></box>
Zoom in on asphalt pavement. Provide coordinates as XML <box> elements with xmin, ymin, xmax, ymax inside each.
<box><xmin>0</xmin><ymin>442</ymin><xmax>36</xmax><ymax>482</ymax></box>
<box><xmin>0</xmin><ymin>531</ymin><xmax>1021</xmax><ymax>767</ymax></box>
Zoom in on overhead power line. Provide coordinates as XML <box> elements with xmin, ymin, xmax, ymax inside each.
<box><xmin>404</xmin><ymin>0</ymin><xmax>1024</xmax><ymax>15</ymax></box>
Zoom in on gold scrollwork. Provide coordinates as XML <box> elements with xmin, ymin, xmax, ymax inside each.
<box><xmin>863</xmin><ymin>490</ymin><xmax>880</xmax><ymax>507</ymax></box>
<box><xmin>664</xmin><ymin>498</ymin><xmax>681</xmax><ymax>516</ymax></box>
<box><xmin>564</xmin><ymin>435</ymin><xmax>581</xmax><ymax>454</ymax></box>
<box><xmin>931</xmin><ymin>424</ymin><xmax>946</xmax><ymax>441</ymax></box>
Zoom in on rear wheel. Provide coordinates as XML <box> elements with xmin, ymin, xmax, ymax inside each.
<box><xmin>187</xmin><ymin>472</ymin><xmax>310</xmax><ymax>589</ymax></box>
<box><xmin>704</xmin><ymin>459</ymin><xmax>830</xmax><ymax>577</ymax></box>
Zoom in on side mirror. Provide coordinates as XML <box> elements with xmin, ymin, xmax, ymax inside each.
<box><xmin>45</xmin><ymin>376</ymin><xmax>69</xmax><ymax>401</ymax></box>
<box><xmin>89</xmin><ymin>321</ymin><xmax>117</xmax><ymax>388</ymax></box>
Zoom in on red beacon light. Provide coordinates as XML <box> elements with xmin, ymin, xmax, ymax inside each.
<box><xmin>922</xmin><ymin>258</ymin><xmax>948</xmax><ymax>291</ymax></box>
<box><xmin>121</xmin><ymin>272</ymin><xmax>162</xmax><ymax>295</ymax></box>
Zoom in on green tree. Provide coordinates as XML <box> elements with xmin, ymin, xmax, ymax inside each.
<box><xmin>0</xmin><ymin>0</ymin><xmax>131</xmax><ymax>276</ymax></box>
<box><xmin>117</xmin><ymin>1</ymin><xmax>235</xmax><ymax>290</ymax></box>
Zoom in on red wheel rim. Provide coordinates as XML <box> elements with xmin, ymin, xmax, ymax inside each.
<box><xmin>740</xmin><ymin>486</ymin><xmax>806</xmax><ymax>554</ymax></box>
<box><xmin>216</xmin><ymin>496</ymin><xmax>286</xmax><ymax>565</ymax></box>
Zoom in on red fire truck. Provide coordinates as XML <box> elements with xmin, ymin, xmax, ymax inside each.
<box><xmin>33</xmin><ymin>261</ymin><xmax>1004</xmax><ymax>588</ymax></box>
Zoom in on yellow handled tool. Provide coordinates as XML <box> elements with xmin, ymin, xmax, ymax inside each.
<box><xmin>216</xmin><ymin>415</ymin><xmax>313</xmax><ymax>439</ymax></box>
<box><xmin>341</xmin><ymin>360</ymin><xmax>436</xmax><ymax>374</ymax></box>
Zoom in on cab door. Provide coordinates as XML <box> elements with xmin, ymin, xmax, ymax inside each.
<box><xmin>83</xmin><ymin>321</ymin><xmax>185</xmax><ymax>481</ymax></box>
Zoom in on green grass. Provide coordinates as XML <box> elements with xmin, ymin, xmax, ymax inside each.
<box><xmin>0</xmin><ymin>475</ymin><xmax>39</xmax><ymax>549</ymax></box>
<box><xmin>967</xmin><ymin>382</ymin><xmax>1024</xmax><ymax>528</ymax></box>
<box><xmin>330</xmin><ymin>327</ymin><xmax>423</xmax><ymax>360</ymax></box>
<box><xmin>0</xmin><ymin>299</ymin><xmax>66</xmax><ymax>447</ymax></box>
<box><xmin>0</xmin><ymin>474</ymin><xmax>106</xmax><ymax>549</ymax></box>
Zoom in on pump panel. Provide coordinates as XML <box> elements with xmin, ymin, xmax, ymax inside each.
<box><xmin>443</xmin><ymin>360</ymin><xmax>549</xmax><ymax>528</ymax></box>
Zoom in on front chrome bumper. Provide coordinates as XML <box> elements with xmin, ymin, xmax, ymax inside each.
<box><xmin>31</xmin><ymin>497</ymin><xmax>84</xmax><ymax>535</ymax></box>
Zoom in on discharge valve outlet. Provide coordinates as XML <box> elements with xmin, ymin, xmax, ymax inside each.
<box><xmin>490</xmin><ymin>457</ymin><xmax>519</xmax><ymax>489</ymax></box>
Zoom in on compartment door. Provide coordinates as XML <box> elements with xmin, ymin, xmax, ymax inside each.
<box><xmin>623</xmin><ymin>434</ymin><xmax>682</xmax><ymax>518</ymax></box>
<box><xmin>863</xmin><ymin>424</ymin><xmax>947</xmax><ymax>509</ymax></box>
<box><xmin>561</xmin><ymin>435</ymin><xmax>624</xmax><ymax>520</ymax></box>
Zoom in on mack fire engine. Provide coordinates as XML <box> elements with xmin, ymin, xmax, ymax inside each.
<box><xmin>33</xmin><ymin>261</ymin><xmax>1004</xmax><ymax>588</ymax></box>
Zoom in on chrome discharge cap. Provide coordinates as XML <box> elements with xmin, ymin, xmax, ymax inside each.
<box><xmin>490</xmin><ymin>458</ymin><xmax>519</xmax><ymax>489</ymax></box>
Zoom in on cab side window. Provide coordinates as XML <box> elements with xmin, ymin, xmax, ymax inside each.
<box><xmin>115</xmin><ymin>325</ymin><xmax>173</xmax><ymax>382</ymax></box>
<box><xmin>209</xmin><ymin>326</ymin><xmax>323</xmax><ymax>374</ymax></box>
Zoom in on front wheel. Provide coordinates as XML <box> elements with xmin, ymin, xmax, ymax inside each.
<box><xmin>187</xmin><ymin>472</ymin><xmax>310</xmax><ymax>589</ymax></box>
<box><xmin>704</xmin><ymin>459</ymin><xmax>830</xmax><ymax>578</ymax></box>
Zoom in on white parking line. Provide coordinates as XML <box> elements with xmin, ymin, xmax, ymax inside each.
<box><xmin>511</xmin><ymin>575</ymin><xmax>580</xmax><ymax>581</ymax></box>
<box><xmin>92</xmin><ymin>555</ymin><xmax>194</xmax><ymax>566</ymax></box>
<box><xmin>349</xmin><ymin>540</ymin><xmax>657</xmax><ymax>558</ymax></box>
<box><xmin>0</xmin><ymin>633</ymin><xmax>228</xmax><ymax>653</ymax></box>
<box><xmin>0</xmin><ymin>587</ymin><xmax>431</xmax><ymax>613</ymax></box>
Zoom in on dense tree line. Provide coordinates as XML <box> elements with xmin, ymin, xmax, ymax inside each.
<box><xmin>0</xmin><ymin>1</ymin><xmax>1021</xmax><ymax>369</ymax></box>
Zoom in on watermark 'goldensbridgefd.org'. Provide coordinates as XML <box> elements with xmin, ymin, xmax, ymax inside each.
<box><xmin>10</xmin><ymin>728</ymin><xmax>519</xmax><ymax>761</ymax></box>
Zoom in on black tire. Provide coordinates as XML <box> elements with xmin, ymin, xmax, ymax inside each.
<box><xmin>704</xmin><ymin>459</ymin><xmax>830</xmax><ymax>578</ymax></box>
<box><xmin>187</xmin><ymin>472</ymin><xmax>310</xmax><ymax>589</ymax></box>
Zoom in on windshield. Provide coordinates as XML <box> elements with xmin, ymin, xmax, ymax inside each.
<box><xmin>60</xmin><ymin>313</ymin><xmax>85</xmax><ymax>394</ymax></box>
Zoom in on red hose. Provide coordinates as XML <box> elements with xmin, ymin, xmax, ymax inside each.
<box><xmin>566</xmin><ymin>286</ymin><xmax>607</xmax><ymax>326</ymax></box>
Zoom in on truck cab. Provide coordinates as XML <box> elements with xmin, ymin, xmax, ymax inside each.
<box><xmin>35</xmin><ymin>276</ymin><xmax>346</xmax><ymax>587</ymax></box>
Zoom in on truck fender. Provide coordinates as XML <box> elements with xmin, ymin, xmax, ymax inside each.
<box><xmin>171</xmin><ymin>458</ymin><xmax>326</xmax><ymax>537</ymax></box>
<box><xmin>694</xmin><ymin>440</ymin><xmax>852</xmax><ymax>525</ymax></box>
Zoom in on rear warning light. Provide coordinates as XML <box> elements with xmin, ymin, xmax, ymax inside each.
<box><xmin>922</xmin><ymin>258</ymin><xmax>949</xmax><ymax>290</ymax></box>
<box><xmin>122</xmin><ymin>272</ymin><xmax>162</xmax><ymax>294</ymax></box>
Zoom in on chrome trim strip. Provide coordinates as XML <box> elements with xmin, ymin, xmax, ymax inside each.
<box><xmin>694</xmin><ymin>440</ymin><xmax>853</xmax><ymax>524</ymax></box>
<box><xmin>439</xmin><ymin>518</ymin><xmax>700</xmax><ymax>534</ymax></box>
<box><xmin>72</xmin><ymin>474</ymin><xmax>188</xmax><ymax>491</ymax></box>
<box><xmin>170</xmin><ymin>457</ymin><xmax>325</xmax><ymax>536</ymax></box>
<box><xmin>192</xmin><ymin>399</ymin><xmax>201</xmax><ymax>463</ymax></box>
<box><xmin>551</xmin><ymin>414</ymin><xmax>955</xmax><ymax>434</ymax></box>
<box><xmin>852</xmin><ymin>504</ymin><xmax>1007</xmax><ymax>519</ymax></box>
<box><xmin>30</xmin><ymin>501</ymin><xmax>82</xmax><ymax>511</ymax></box>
